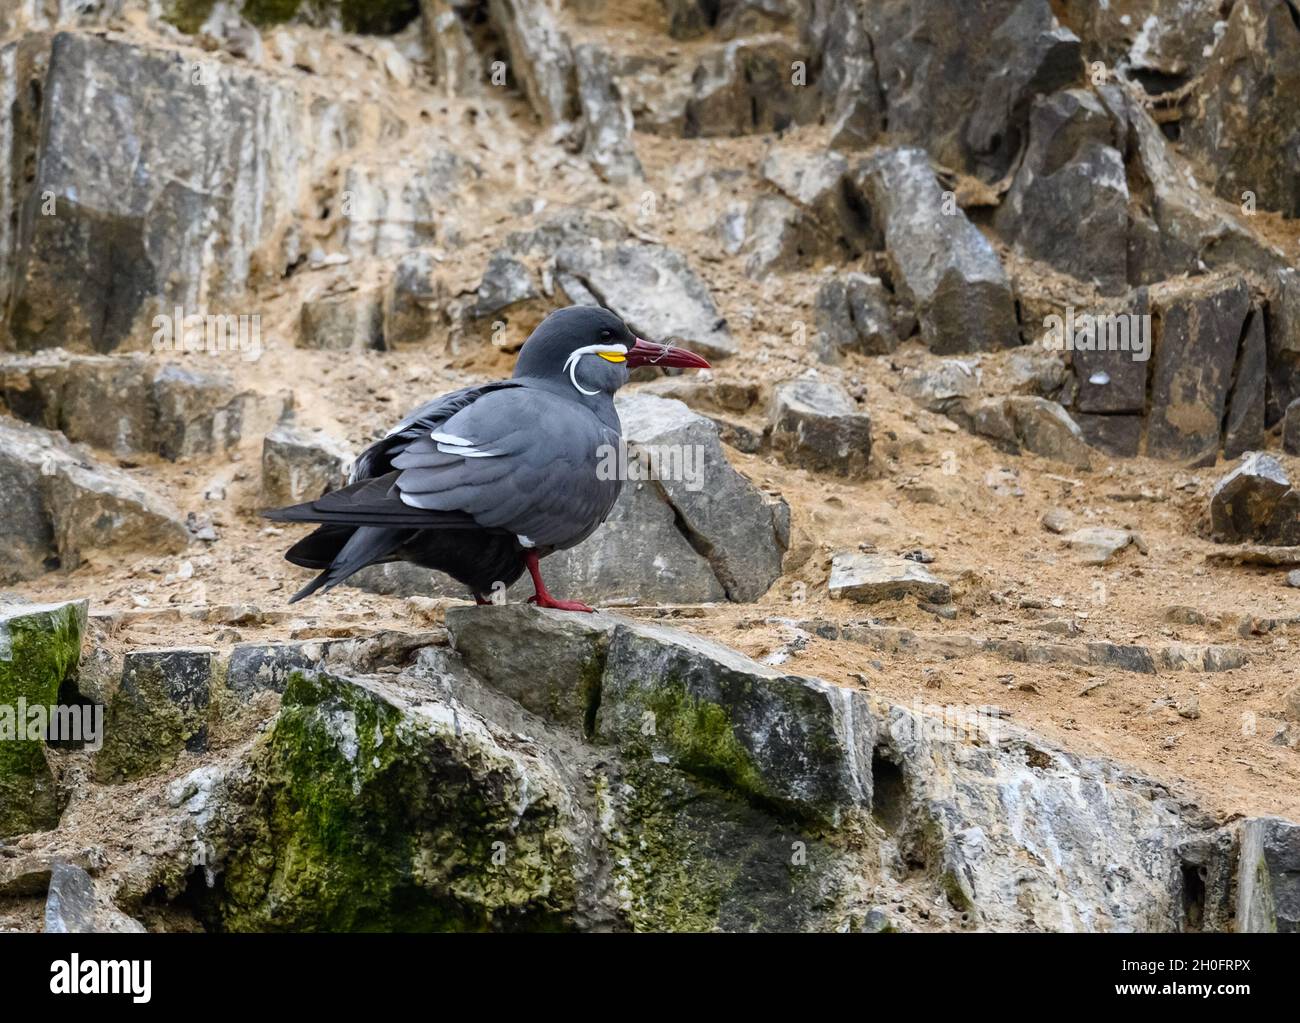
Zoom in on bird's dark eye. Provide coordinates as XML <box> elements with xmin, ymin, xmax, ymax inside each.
<box><xmin>600</xmin><ymin>329</ymin><xmax>612</xmax><ymax>339</ymax></box>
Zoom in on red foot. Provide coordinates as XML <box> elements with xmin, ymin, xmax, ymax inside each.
<box><xmin>524</xmin><ymin>550</ymin><xmax>595</xmax><ymax>613</ymax></box>
<box><xmin>528</xmin><ymin>593</ymin><xmax>595</xmax><ymax>613</ymax></box>
<box><xmin>474</xmin><ymin>594</ymin><xmax>492</xmax><ymax>606</ymax></box>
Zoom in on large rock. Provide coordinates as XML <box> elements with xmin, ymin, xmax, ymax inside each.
<box><xmin>769</xmin><ymin>376</ymin><xmax>872</xmax><ymax>476</ymax></box>
<box><xmin>1266</xmin><ymin>269</ymin><xmax>1300</xmax><ymax>426</ymax></box>
<box><xmin>523</xmin><ymin>479</ymin><xmax>727</xmax><ymax>606</ymax></box>
<box><xmin>1208</xmin><ymin>454</ymin><xmax>1300</xmax><ymax>547</ymax></box>
<box><xmin>95</xmin><ymin>648</ymin><xmax>214</xmax><ymax>782</ymax></box>
<box><xmin>759</xmin><ymin>145</ymin><xmax>877</xmax><ymax>257</ymax></box>
<box><xmin>556</xmin><ymin>242</ymin><xmax>736</xmax><ymax>360</ymax></box>
<box><xmin>340</xmin><ymin>152</ymin><xmax>478</xmax><ymax>259</ymax></box>
<box><xmin>1224</xmin><ymin>311</ymin><xmax>1267</xmax><ymax>459</ymax></box>
<box><xmin>298</xmin><ymin>290</ymin><xmax>385</xmax><ymax>351</ymax></box>
<box><xmin>596</xmin><ymin>620</ymin><xmax>874</xmax><ymax>827</ymax></box>
<box><xmin>1181</xmin><ymin>0</ymin><xmax>1300</xmax><ymax>217</ymax></box>
<box><xmin>574</xmin><ymin>43</ymin><xmax>642</xmax><ymax>185</ymax></box>
<box><xmin>614</xmin><ymin>393</ymin><xmax>787</xmax><ymax>602</ymax></box>
<box><xmin>994</xmin><ymin>90</ymin><xmax>1129</xmax><ymax>294</ymax></box>
<box><xmin>0</xmin><ymin>352</ymin><xmax>285</xmax><ymax>461</ymax></box>
<box><xmin>1145</xmin><ymin>277</ymin><xmax>1252</xmax><ymax>463</ymax></box>
<box><xmin>799</xmin><ymin>0</ymin><xmax>883</xmax><ymax>148</ymax></box>
<box><xmin>683</xmin><ymin>35</ymin><xmax>821</xmax><ymax>137</ymax></box>
<box><xmin>2</xmin><ymin>32</ymin><xmax>371</xmax><ymax>352</ymax></box>
<box><xmin>260</xmin><ymin>424</ymin><xmax>353</xmax><ymax>507</ymax></box>
<box><xmin>968</xmin><ymin>396</ymin><xmax>1093</xmax><ymax>469</ymax></box>
<box><xmin>1098</xmin><ymin>84</ymin><xmax>1285</xmax><ymax>285</ymax></box>
<box><xmin>863</xmin><ymin>148</ymin><xmax>1019</xmax><ymax>354</ymax></box>
<box><xmin>1236</xmin><ymin>817</ymin><xmax>1300</xmax><ymax>933</ymax></box>
<box><xmin>1053</xmin><ymin>0</ymin><xmax>1226</xmax><ymax>78</ymax></box>
<box><xmin>813</xmin><ymin>273</ymin><xmax>899</xmax><ymax>361</ymax></box>
<box><xmin>1285</xmin><ymin>400</ymin><xmax>1300</xmax><ymax>457</ymax></box>
<box><xmin>44</xmin><ymin>861</ymin><xmax>145</xmax><ymax>934</ymax></box>
<box><xmin>828</xmin><ymin>553</ymin><xmax>950</xmax><ymax>606</ymax></box>
<box><xmin>0</xmin><ymin>417</ymin><xmax>190</xmax><ymax>582</ymax></box>
<box><xmin>218</xmin><ymin>665</ymin><xmax>590</xmax><ymax>931</ymax></box>
<box><xmin>0</xmin><ymin>599</ymin><xmax>86</xmax><ymax>838</ymax></box>
<box><xmin>384</xmin><ymin>251</ymin><xmax>440</xmax><ymax>346</ymax></box>
<box><xmin>489</xmin><ymin>0</ymin><xmax>576</xmax><ymax>125</ymax></box>
<box><xmin>864</xmin><ymin>0</ymin><xmax>1081</xmax><ymax>180</ymax></box>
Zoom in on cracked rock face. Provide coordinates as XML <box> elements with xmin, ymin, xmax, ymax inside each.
<box><xmin>102</xmin><ymin>604</ymin><xmax>1249</xmax><ymax>932</ymax></box>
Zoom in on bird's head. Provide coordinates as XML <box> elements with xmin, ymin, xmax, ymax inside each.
<box><xmin>513</xmin><ymin>306</ymin><xmax>710</xmax><ymax>397</ymax></box>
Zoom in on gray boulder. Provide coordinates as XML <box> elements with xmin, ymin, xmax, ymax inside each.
<box><xmin>1285</xmin><ymin>400</ymin><xmax>1300</xmax><ymax>457</ymax></box>
<box><xmin>968</xmin><ymin>396</ymin><xmax>1092</xmax><ymax>469</ymax></box>
<box><xmin>384</xmin><ymin>251</ymin><xmax>440</xmax><ymax>347</ymax></box>
<box><xmin>1181</xmin><ymin>0</ymin><xmax>1300</xmax><ymax>217</ymax></box>
<box><xmin>95</xmin><ymin>648</ymin><xmax>214</xmax><ymax>782</ymax></box>
<box><xmin>864</xmin><ymin>0</ymin><xmax>1080</xmax><ymax>180</ymax></box>
<box><xmin>1236</xmin><ymin>817</ymin><xmax>1300</xmax><ymax>933</ymax></box>
<box><xmin>683</xmin><ymin>35</ymin><xmax>821</xmax><ymax>137</ymax></box>
<box><xmin>0</xmin><ymin>352</ymin><xmax>285</xmax><ymax>461</ymax></box>
<box><xmin>556</xmin><ymin>242</ymin><xmax>736</xmax><ymax>360</ymax></box>
<box><xmin>769</xmin><ymin>376</ymin><xmax>872</xmax><ymax>476</ymax></box>
<box><xmin>813</xmin><ymin>273</ymin><xmax>899</xmax><ymax>360</ymax></box>
<box><xmin>260</xmin><ymin>424</ymin><xmax>354</xmax><ymax>508</ymax></box>
<box><xmin>1208</xmin><ymin>454</ymin><xmax>1300</xmax><ymax>547</ymax></box>
<box><xmin>1145</xmin><ymin>277</ymin><xmax>1251</xmax><ymax>463</ymax></box>
<box><xmin>3</xmin><ymin>32</ymin><xmax>371</xmax><ymax>353</ymax></box>
<box><xmin>994</xmin><ymin>90</ymin><xmax>1128</xmax><ymax>294</ymax></box>
<box><xmin>829</xmin><ymin>552</ymin><xmax>951</xmax><ymax>605</ymax></box>
<box><xmin>0</xmin><ymin>417</ymin><xmax>189</xmax><ymax>582</ymax></box>
<box><xmin>471</xmin><ymin>253</ymin><xmax>539</xmax><ymax>321</ymax></box>
<box><xmin>490</xmin><ymin>0</ymin><xmax>577</xmax><ymax>125</ymax></box>
<box><xmin>615</xmin><ymin>393</ymin><xmax>787</xmax><ymax>602</ymax></box>
<box><xmin>298</xmin><ymin>290</ymin><xmax>385</xmax><ymax>351</ymax></box>
<box><xmin>44</xmin><ymin>861</ymin><xmax>145</xmax><ymax>934</ymax></box>
<box><xmin>862</xmin><ymin>148</ymin><xmax>1019</xmax><ymax>354</ymax></box>
<box><xmin>575</xmin><ymin>44</ymin><xmax>642</xmax><ymax>184</ymax></box>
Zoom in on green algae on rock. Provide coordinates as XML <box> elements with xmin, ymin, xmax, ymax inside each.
<box><xmin>0</xmin><ymin>599</ymin><xmax>87</xmax><ymax>838</ymax></box>
<box><xmin>218</xmin><ymin>669</ymin><xmax>582</xmax><ymax>931</ymax></box>
<box><xmin>94</xmin><ymin>648</ymin><xmax>214</xmax><ymax>783</ymax></box>
<box><xmin>596</xmin><ymin>621</ymin><xmax>875</xmax><ymax>827</ymax></box>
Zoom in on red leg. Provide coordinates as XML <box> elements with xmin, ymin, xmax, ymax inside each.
<box><xmin>524</xmin><ymin>551</ymin><xmax>594</xmax><ymax>612</ymax></box>
<box><xmin>474</xmin><ymin>594</ymin><xmax>492</xmax><ymax>606</ymax></box>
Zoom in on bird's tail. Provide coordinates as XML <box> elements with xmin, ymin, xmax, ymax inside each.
<box><xmin>288</xmin><ymin>525</ymin><xmax>408</xmax><ymax>603</ymax></box>
<box><xmin>285</xmin><ymin>524</ymin><xmax>356</xmax><ymax>569</ymax></box>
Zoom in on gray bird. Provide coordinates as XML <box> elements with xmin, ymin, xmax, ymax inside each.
<box><xmin>266</xmin><ymin>306</ymin><xmax>711</xmax><ymax>611</ymax></box>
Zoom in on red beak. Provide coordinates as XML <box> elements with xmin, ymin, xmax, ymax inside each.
<box><xmin>625</xmin><ymin>337</ymin><xmax>711</xmax><ymax>370</ymax></box>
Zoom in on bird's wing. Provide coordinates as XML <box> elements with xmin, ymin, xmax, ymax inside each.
<box><xmin>350</xmin><ymin>380</ymin><xmax>525</xmax><ymax>482</ymax></box>
<box><xmin>391</xmin><ymin>388</ymin><xmax>622</xmax><ymax>549</ymax></box>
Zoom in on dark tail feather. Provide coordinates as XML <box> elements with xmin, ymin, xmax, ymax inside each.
<box><xmin>289</xmin><ymin>526</ymin><xmax>407</xmax><ymax>603</ymax></box>
<box><xmin>285</xmin><ymin>525</ymin><xmax>356</xmax><ymax>570</ymax></box>
<box><xmin>264</xmin><ymin>471</ymin><xmax>481</xmax><ymax>530</ymax></box>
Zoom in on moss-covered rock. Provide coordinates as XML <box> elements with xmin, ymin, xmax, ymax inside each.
<box><xmin>162</xmin><ymin>0</ymin><xmax>218</xmax><ymax>34</ymax></box>
<box><xmin>0</xmin><ymin>600</ymin><xmax>87</xmax><ymax>838</ymax></box>
<box><xmin>241</xmin><ymin>0</ymin><xmax>305</xmax><ymax>27</ymax></box>
<box><xmin>445</xmin><ymin>604</ymin><xmax>614</xmax><ymax>735</ymax></box>
<box><xmin>597</xmin><ymin>760</ymin><xmax>872</xmax><ymax>932</ymax></box>
<box><xmin>596</xmin><ymin>622</ymin><xmax>876</xmax><ymax>826</ymax></box>
<box><xmin>217</xmin><ymin>669</ymin><xmax>582</xmax><ymax>931</ymax></box>
<box><xmin>94</xmin><ymin>649</ymin><xmax>213</xmax><ymax>783</ymax></box>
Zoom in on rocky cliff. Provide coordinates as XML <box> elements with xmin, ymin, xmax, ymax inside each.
<box><xmin>1</xmin><ymin>0</ymin><xmax>1299</xmax><ymax>932</ymax></box>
